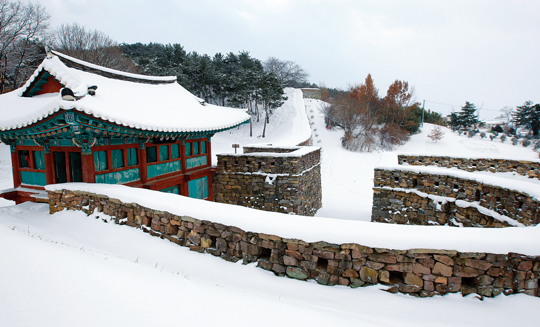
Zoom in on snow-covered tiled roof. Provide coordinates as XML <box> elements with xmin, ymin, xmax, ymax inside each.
<box><xmin>0</xmin><ymin>51</ymin><xmax>250</xmax><ymax>133</ymax></box>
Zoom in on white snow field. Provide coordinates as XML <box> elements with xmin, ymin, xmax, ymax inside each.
<box><xmin>1</xmin><ymin>91</ymin><xmax>540</xmax><ymax>326</ymax></box>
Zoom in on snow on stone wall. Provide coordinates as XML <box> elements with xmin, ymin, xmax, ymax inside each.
<box><xmin>213</xmin><ymin>145</ymin><xmax>321</xmax><ymax>216</ymax></box>
<box><xmin>47</xmin><ymin>189</ymin><xmax>540</xmax><ymax>299</ymax></box>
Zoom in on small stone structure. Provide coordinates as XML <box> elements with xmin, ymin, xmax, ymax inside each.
<box><xmin>300</xmin><ymin>88</ymin><xmax>322</xmax><ymax>100</ymax></box>
<box><xmin>213</xmin><ymin>145</ymin><xmax>321</xmax><ymax>216</ymax></box>
<box><xmin>372</xmin><ymin>168</ymin><xmax>539</xmax><ymax>227</ymax></box>
<box><xmin>399</xmin><ymin>155</ymin><xmax>540</xmax><ymax>180</ymax></box>
<box><xmin>48</xmin><ymin>189</ymin><xmax>540</xmax><ymax>298</ymax></box>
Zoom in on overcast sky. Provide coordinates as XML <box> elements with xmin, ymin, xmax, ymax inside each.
<box><xmin>40</xmin><ymin>0</ymin><xmax>539</xmax><ymax>120</ymax></box>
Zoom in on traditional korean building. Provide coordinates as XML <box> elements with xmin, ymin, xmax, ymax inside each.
<box><xmin>0</xmin><ymin>51</ymin><xmax>250</xmax><ymax>203</ymax></box>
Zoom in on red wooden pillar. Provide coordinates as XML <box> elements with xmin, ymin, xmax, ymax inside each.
<box><xmin>181</xmin><ymin>178</ymin><xmax>189</xmax><ymax>197</ymax></box>
<box><xmin>139</xmin><ymin>146</ymin><xmax>148</xmax><ymax>185</ymax></box>
<box><xmin>207</xmin><ymin>138</ymin><xmax>214</xmax><ymax>201</ymax></box>
<box><xmin>206</xmin><ymin>138</ymin><xmax>212</xmax><ymax>167</ymax></box>
<box><xmin>44</xmin><ymin>151</ymin><xmax>54</xmax><ymax>184</ymax></box>
<box><xmin>11</xmin><ymin>149</ymin><xmax>21</xmax><ymax>188</ymax></box>
<box><xmin>81</xmin><ymin>153</ymin><xmax>95</xmax><ymax>183</ymax></box>
<box><xmin>180</xmin><ymin>140</ymin><xmax>186</xmax><ymax>174</ymax></box>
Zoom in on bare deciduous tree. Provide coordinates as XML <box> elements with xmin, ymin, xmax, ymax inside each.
<box><xmin>428</xmin><ymin>125</ymin><xmax>445</xmax><ymax>142</ymax></box>
<box><xmin>263</xmin><ymin>56</ymin><xmax>308</xmax><ymax>87</ymax></box>
<box><xmin>51</xmin><ymin>23</ymin><xmax>139</xmax><ymax>73</ymax></box>
<box><xmin>0</xmin><ymin>0</ymin><xmax>50</xmax><ymax>93</ymax></box>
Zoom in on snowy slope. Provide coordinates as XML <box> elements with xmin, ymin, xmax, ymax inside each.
<box><xmin>211</xmin><ymin>87</ymin><xmax>311</xmax><ymax>164</ymax></box>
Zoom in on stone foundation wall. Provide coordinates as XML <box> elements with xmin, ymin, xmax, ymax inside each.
<box><xmin>399</xmin><ymin>155</ymin><xmax>540</xmax><ymax>180</ymax></box>
<box><xmin>372</xmin><ymin>187</ymin><xmax>513</xmax><ymax>227</ymax></box>
<box><xmin>300</xmin><ymin>88</ymin><xmax>322</xmax><ymax>100</ymax></box>
<box><xmin>48</xmin><ymin>189</ymin><xmax>540</xmax><ymax>298</ymax></box>
<box><xmin>372</xmin><ymin>169</ymin><xmax>540</xmax><ymax>226</ymax></box>
<box><xmin>213</xmin><ymin>146</ymin><xmax>322</xmax><ymax>216</ymax></box>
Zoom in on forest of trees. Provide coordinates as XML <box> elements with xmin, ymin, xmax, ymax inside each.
<box><xmin>120</xmin><ymin>43</ymin><xmax>290</xmax><ymax>124</ymax></box>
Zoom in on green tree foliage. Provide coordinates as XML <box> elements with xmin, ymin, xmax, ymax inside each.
<box><xmin>448</xmin><ymin>102</ymin><xmax>482</xmax><ymax>131</ymax></box>
<box><xmin>447</xmin><ymin>112</ymin><xmax>461</xmax><ymax>131</ymax></box>
<box><xmin>513</xmin><ymin>101</ymin><xmax>540</xmax><ymax>136</ymax></box>
<box><xmin>121</xmin><ymin>43</ymin><xmax>287</xmax><ymax>121</ymax></box>
<box><xmin>492</xmin><ymin>124</ymin><xmax>504</xmax><ymax>133</ymax></box>
<box><xmin>458</xmin><ymin>101</ymin><xmax>481</xmax><ymax>129</ymax></box>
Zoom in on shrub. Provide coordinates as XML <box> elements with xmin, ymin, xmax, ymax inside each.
<box><xmin>500</xmin><ymin>134</ymin><xmax>507</xmax><ymax>142</ymax></box>
<box><xmin>511</xmin><ymin>137</ymin><xmax>519</xmax><ymax>145</ymax></box>
<box><xmin>480</xmin><ymin>132</ymin><xmax>486</xmax><ymax>139</ymax></box>
<box><xmin>522</xmin><ymin>139</ymin><xmax>531</xmax><ymax>147</ymax></box>
<box><xmin>428</xmin><ymin>126</ymin><xmax>445</xmax><ymax>142</ymax></box>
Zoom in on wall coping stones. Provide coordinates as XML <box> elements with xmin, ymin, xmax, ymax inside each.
<box><xmin>398</xmin><ymin>154</ymin><xmax>540</xmax><ymax>180</ymax></box>
<box><xmin>375</xmin><ymin>166</ymin><xmax>540</xmax><ymax>200</ymax></box>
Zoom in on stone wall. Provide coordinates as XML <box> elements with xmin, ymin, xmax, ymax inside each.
<box><xmin>399</xmin><ymin>155</ymin><xmax>540</xmax><ymax>180</ymax></box>
<box><xmin>213</xmin><ymin>146</ymin><xmax>322</xmax><ymax>216</ymax></box>
<box><xmin>48</xmin><ymin>189</ymin><xmax>540</xmax><ymax>298</ymax></box>
<box><xmin>300</xmin><ymin>88</ymin><xmax>322</xmax><ymax>100</ymax></box>
<box><xmin>373</xmin><ymin>187</ymin><xmax>514</xmax><ymax>227</ymax></box>
<box><xmin>372</xmin><ymin>168</ymin><xmax>540</xmax><ymax>227</ymax></box>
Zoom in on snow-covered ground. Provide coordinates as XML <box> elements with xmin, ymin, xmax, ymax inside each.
<box><xmin>1</xmin><ymin>91</ymin><xmax>540</xmax><ymax>326</ymax></box>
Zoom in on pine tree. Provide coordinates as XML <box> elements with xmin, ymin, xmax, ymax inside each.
<box><xmin>458</xmin><ymin>101</ymin><xmax>481</xmax><ymax>129</ymax></box>
<box><xmin>448</xmin><ymin>112</ymin><xmax>461</xmax><ymax>131</ymax></box>
<box><xmin>513</xmin><ymin>101</ymin><xmax>540</xmax><ymax>136</ymax></box>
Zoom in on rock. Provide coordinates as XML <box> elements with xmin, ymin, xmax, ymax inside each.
<box><xmin>360</xmin><ymin>267</ymin><xmax>379</xmax><ymax>284</ymax></box>
<box><xmin>341</xmin><ymin>243</ymin><xmax>374</xmax><ymax>253</ymax></box>
<box><xmin>413</xmin><ymin>263</ymin><xmax>431</xmax><ymax>275</ymax></box>
<box><xmin>476</xmin><ymin>274</ymin><xmax>494</xmax><ymax>286</ymax></box>
<box><xmin>257</xmin><ymin>259</ymin><xmax>273</xmax><ymax>270</ymax></box>
<box><xmin>398</xmin><ymin>284</ymin><xmax>421</xmax><ymax>293</ymax></box>
<box><xmin>433</xmin><ymin>254</ymin><xmax>454</xmax><ymax>266</ymax></box>
<box><xmin>338</xmin><ymin>277</ymin><xmax>350</xmax><ymax>286</ymax></box>
<box><xmin>366</xmin><ymin>261</ymin><xmax>385</xmax><ymax>270</ymax></box>
<box><xmin>342</xmin><ymin>268</ymin><xmax>359</xmax><ymax>278</ymax></box>
<box><xmin>316</xmin><ymin>272</ymin><xmax>330</xmax><ymax>285</ymax></box>
<box><xmin>368</xmin><ymin>253</ymin><xmax>397</xmax><ymax>264</ymax></box>
<box><xmin>272</xmin><ymin>263</ymin><xmax>286</xmax><ymax>274</ymax></box>
<box><xmin>517</xmin><ymin>261</ymin><xmax>533</xmax><ymax>271</ymax></box>
<box><xmin>350</xmin><ymin>278</ymin><xmax>365</xmax><ymax>288</ymax></box>
<box><xmin>432</xmin><ymin>262</ymin><xmax>453</xmax><ymax>277</ymax></box>
<box><xmin>464</xmin><ymin>258</ymin><xmax>492</xmax><ymax>271</ymax></box>
<box><xmin>385</xmin><ymin>263</ymin><xmax>413</xmax><ymax>272</ymax></box>
<box><xmin>405</xmin><ymin>273</ymin><xmax>424</xmax><ymax>287</ymax></box>
<box><xmin>200</xmin><ymin>237</ymin><xmax>212</xmax><ymax>248</ymax></box>
<box><xmin>283</xmin><ymin>255</ymin><xmax>299</xmax><ymax>266</ymax></box>
<box><xmin>407</xmin><ymin>249</ymin><xmax>457</xmax><ymax>256</ymax></box>
<box><xmin>286</xmin><ymin>267</ymin><xmax>309</xmax><ymax>280</ymax></box>
<box><xmin>188</xmin><ymin>230</ymin><xmax>201</xmax><ymax>246</ymax></box>
<box><xmin>435</xmin><ymin>276</ymin><xmax>447</xmax><ymax>284</ymax></box>
<box><xmin>454</xmin><ymin>266</ymin><xmax>482</xmax><ymax>277</ymax></box>
<box><xmin>379</xmin><ymin>270</ymin><xmax>390</xmax><ymax>284</ymax></box>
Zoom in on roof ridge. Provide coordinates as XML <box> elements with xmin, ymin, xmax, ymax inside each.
<box><xmin>51</xmin><ymin>50</ymin><xmax>177</xmax><ymax>85</ymax></box>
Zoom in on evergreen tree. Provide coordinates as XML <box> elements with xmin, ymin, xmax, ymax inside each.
<box><xmin>458</xmin><ymin>101</ymin><xmax>481</xmax><ymax>129</ymax></box>
<box><xmin>513</xmin><ymin>101</ymin><xmax>540</xmax><ymax>136</ymax></box>
<box><xmin>447</xmin><ymin>112</ymin><xmax>462</xmax><ymax>131</ymax></box>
